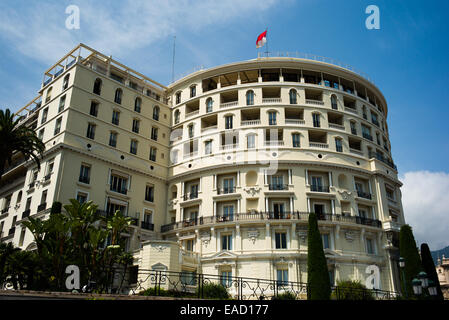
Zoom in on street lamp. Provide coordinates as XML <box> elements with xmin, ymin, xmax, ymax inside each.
<box><xmin>412</xmin><ymin>272</ymin><xmax>438</xmax><ymax>299</ymax></box>
<box><xmin>412</xmin><ymin>278</ymin><xmax>422</xmax><ymax>296</ymax></box>
<box><xmin>418</xmin><ymin>271</ymin><xmax>429</xmax><ymax>288</ymax></box>
<box><xmin>399</xmin><ymin>257</ymin><xmax>407</xmax><ymax>298</ymax></box>
<box><xmin>428</xmin><ymin>280</ymin><xmax>438</xmax><ymax>297</ymax></box>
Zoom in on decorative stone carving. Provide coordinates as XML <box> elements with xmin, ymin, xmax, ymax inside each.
<box><xmin>200</xmin><ymin>232</ymin><xmax>211</xmax><ymax>246</ymax></box>
<box><xmin>243</xmin><ymin>186</ymin><xmax>261</xmax><ymax>197</ymax></box>
<box><xmin>168</xmin><ymin>199</ymin><xmax>178</xmax><ymax>206</ymax></box>
<box><xmin>297</xmin><ymin>231</ymin><xmax>307</xmax><ymax>243</ymax></box>
<box><xmin>247</xmin><ymin>229</ymin><xmax>260</xmax><ymax>244</ymax></box>
<box><xmin>152</xmin><ymin>244</ymin><xmax>168</xmax><ymax>252</ymax></box>
<box><xmin>338</xmin><ymin>190</ymin><xmax>353</xmax><ymax>200</ymax></box>
<box><xmin>345</xmin><ymin>230</ymin><xmax>357</xmax><ymax>242</ymax></box>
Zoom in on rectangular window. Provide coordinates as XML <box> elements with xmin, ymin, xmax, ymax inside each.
<box><xmin>86</xmin><ymin>123</ymin><xmax>96</xmax><ymax>139</ymax></box>
<box><xmin>225</xmin><ymin>116</ymin><xmax>233</xmax><ymax>129</ymax></box>
<box><xmin>292</xmin><ymin>133</ymin><xmax>300</xmax><ymax>147</ymax></box>
<box><xmin>112</xmin><ymin>110</ymin><xmax>120</xmax><ymax>125</ymax></box>
<box><xmin>188</xmin><ymin>125</ymin><xmax>194</xmax><ymax>138</ymax></box>
<box><xmin>223</xmin><ymin>178</ymin><xmax>234</xmax><ymax>194</ymax></box>
<box><xmin>366</xmin><ymin>238</ymin><xmax>375</xmax><ymax>254</ymax></box>
<box><xmin>222</xmin><ymin>234</ymin><xmax>232</xmax><ymax>250</ymax></box>
<box><xmin>205</xmin><ymin>140</ymin><xmax>212</xmax><ymax>155</ymax></box>
<box><xmin>335</xmin><ymin>138</ymin><xmax>343</xmax><ymax>152</ymax></box>
<box><xmin>130</xmin><ymin>140</ymin><xmax>138</xmax><ymax>154</ymax></box>
<box><xmin>145</xmin><ymin>185</ymin><xmax>154</xmax><ymax>202</ymax></box>
<box><xmin>41</xmin><ymin>108</ymin><xmax>48</xmax><ymax>124</ymax></box>
<box><xmin>275</xmin><ymin>232</ymin><xmax>287</xmax><ymax>249</ymax></box>
<box><xmin>190</xmin><ymin>86</ymin><xmax>196</xmax><ymax>98</ymax></box>
<box><xmin>110</xmin><ymin>174</ymin><xmax>128</xmax><ymax>194</ymax></box>
<box><xmin>247</xmin><ymin>134</ymin><xmax>256</xmax><ymax>149</ymax></box>
<box><xmin>149</xmin><ymin>147</ymin><xmax>157</xmax><ymax>161</ymax></box>
<box><xmin>58</xmin><ymin>95</ymin><xmax>66</xmax><ymax>113</ymax></box>
<box><xmin>322</xmin><ymin>234</ymin><xmax>330</xmax><ymax>249</ymax></box>
<box><xmin>151</xmin><ymin>127</ymin><xmax>158</xmax><ymax>141</ymax></box>
<box><xmin>38</xmin><ymin>128</ymin><xmax>45</xmax><ymax>141</ymax></box>
<box><xmin>223</xmin><ymin>205</ymin><xmax>234</xmax><ymax>219</ymax></box>
<box><xmin>79</xmin><ymin>164</ymin><xmax>90</xmax><ymax>184</ymax></box>
<box><xmin>269</xmin><ymin>112</ymin><xmax>277</xmax><ymax>125</ymax></box>
<box><xmin>132</xmin><ymin>119</ymin><xmax>140</xmax><ymax>133</ymax></box>
<box><xmin>90</xmin><ymin>101</ymin><xmax>99</xmax><ymax>117</ymax></box>
<box><xmin>276</xmin><ymin>269</ymin><xmax>288</xmax><ymax>286</ymax></box>
<box><xmin>109</xmin><ymin>132</ymin><xmax>117</xmax><ymax>147</ymax></box>
<box><xmin>54</xmin><ymin>117</ymin><xmax>62</xmax><ymax>135</ymax></box>
<box><xmin>19</xmin><ymin>228</ymin><xmax>26</xmax><ymax>247</ymax></box>
<box><xmin>185</xmin><ymin>239</ymin><xmax>194</xmax><ymax>252</ymax></box>
<box><xmin>312</xmin><ymin>114</ymin><xmax>320</xmax><ymax>127</ymax></box>
<box><xmin>76</xmin><ymin>192</ymin><xmax>88</xmax><ymax>204</ymax></box>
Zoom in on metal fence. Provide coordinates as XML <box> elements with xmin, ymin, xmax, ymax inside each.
<box><xmin>114</xmin><ymin>269</ymin><xmax>399</xmax><ymax>300</ymax></box>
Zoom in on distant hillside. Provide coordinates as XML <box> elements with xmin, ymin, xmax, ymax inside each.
<box><xmin>431</xmin><ymin>246</ymin><xmax>449</xmax><ymax>265</ymax></box>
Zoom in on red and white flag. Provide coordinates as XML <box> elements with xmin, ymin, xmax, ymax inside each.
<box><xmin>256</xmin><ymin>30</ymin><xmax>267</xmax><ymax>48</ymax></box>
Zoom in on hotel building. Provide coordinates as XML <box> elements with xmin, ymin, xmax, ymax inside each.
<box><xmin>0</xmin><ymin>44</ymin><xmax>405</xmax><ymax>293</ymax></box>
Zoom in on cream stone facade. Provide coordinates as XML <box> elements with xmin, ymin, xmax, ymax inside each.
<box><xmin>0</xmin><ymin>44</ymin><xmax>405</xmax><ymax>293</ymax></box>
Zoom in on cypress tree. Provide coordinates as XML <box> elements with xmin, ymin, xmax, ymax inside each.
<box><xmin>420</xmin><ymin>243</ymin><xmax>444</xmax><ymax>300</ymax></box>
<box><xmin>307</xmin><ymin>212</ymin><xmax>331</xmax><ymax>300</ymax></box>
<box><xmin>399</xmin><ymin>224</ymin><xmax>422</xmax><ymax>298</ymax></box>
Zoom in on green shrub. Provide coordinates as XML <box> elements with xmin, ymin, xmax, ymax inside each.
<box><xmin>272</xmin><ymin>291</ymin><xmax>296</xmax><ymax>300</ymax></box>
<box><xmin>332</xmin><ymin>280</ymin><xmax>374</xmax><ymax>300</ymax></box>
<box><xmin>197</xmin><ymin>283</ymin><xmax>230</xmax><ymax>299</ymax></box>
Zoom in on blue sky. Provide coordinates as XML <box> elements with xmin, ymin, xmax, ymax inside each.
<box><xmin>0</xmin><ymin>0</ymin><xmax>448</xmax><ymax>249</ymax></box>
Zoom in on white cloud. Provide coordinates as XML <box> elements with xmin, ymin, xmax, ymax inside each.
<box><xmin>0</xmin><ymin>0</ymin><xmax>279</xmax><ymax>65</ymax></box>
<box><xmin>401</xmin><ymin>171</ymin><xmax>449</xmax><ymax>251</ymax></box>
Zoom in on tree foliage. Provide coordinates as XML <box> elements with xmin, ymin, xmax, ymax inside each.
<box><xmin>1</xmin><ymin>199</ymin><xmax>133</xmax><ymax>292</ymax></box>
<box><xmin>306</xmin><ymin>212</ymin><xmax>331</xmax><ymax>300</ymax></box>
<box><xmin>420</xmin><ymin>243</ymin><xmax>444</xmax><ymax>300</ymax></box>
<box><xmin>399</xmin><ymin>224</ymin><xmax>422</xmax><ymax>297</ymax></box>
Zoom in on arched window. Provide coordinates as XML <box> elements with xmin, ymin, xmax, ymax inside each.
<box><xmin>16</xmin><ymin>191</ymin><xmax>23</xmax><ymax>205</ymax></box>
<box><xmin>246</xmin><ymin>90</ymin><xmax>254</xmax><ymax>106</ymax></box>
<box><xmin>335</xmin><ymin>137</ymin><xmax>343</xmax><ymax>152</ymax></box>
<box><xmin>206</xmin><ymin>98</ymin><xmax>213</xmax><ymax>113</ymax></box>
<box><xmin>134</xmin><ymin>97</ymin><xmax>142</xmax><ymax>113</ymax></box>
<box><xmin>93</xmin><ymin>78</ymin><xmax>102</xmax><ymax>95</ymax></box>
<box><xmin>45</xmin><ymin>87</ymin><xmax>53</xmax><ymax>103</ymax></box>
<box><xmin>62</xmin><ymin>74</ymin><xmax>70</xmax><ymax>90</ymax></box>
<box><xmin>289</xmin><ymin>89</ymin><xmax>297</xmax><ymax>104</ymax></box>
<box><xmin>174</xmin><ymin>110</ymin><xmax>180</xmax><ymax>124</ymax></box>
<box><xmin>331</xmin><ymin>95</ymin><xmax>337</xmax><ymax>110</ymax></box>
<box><xmin>175</xmin><ymin>91</ymin><xmax>182</xmax><ymax>104</ymax></box>
<box><xmin>153</xmin><ymin>105</ymin><xmax>160</xmax><ymax>121</ymax></box>
<box><xmin>114</xmin><ymin>88</ymin><xmax>122</xmax><ymax>104</ymax></box>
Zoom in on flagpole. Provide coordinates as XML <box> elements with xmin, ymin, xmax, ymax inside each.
<box><xmin>265</xmin><ymin>28</ymin><xmax>268</xmax><ymax>57</ymax></box>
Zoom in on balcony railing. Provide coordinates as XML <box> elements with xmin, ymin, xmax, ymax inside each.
<box><xmin>328</xmin><ymin>123</ymin><xmax>345</xmax><ymax>130</ymax></box>
<box><xmin>357</xmin><ymin>190</ymin><xmax>372</xmax><ymax>200</ymax></box>
<box><xmin>264</xmin><ymin>141</ymin><xmax>284</xmax><ymax>146</ymax></box>
<box><xmin>141</xmin><ymin>221</ymin><xmax>154</xmax><ymax>231</ymax></box>
<box><xmin>37</xmin><ymin>202</ymin><xmax>47</xmax><ymax>212</ymax></box>
<box><xmin>309</xmin><ymin>142</ymin><xmax>328</xmax><ymax>148</ymax></box>
<box><xmin>268</xmin><ymin>184</ymin><xmax>289</xmax><ymax>191</ymax></box>
<box><xmin>183</xmin><ymin>192</ymin><xmax>199</xmax><ymax>201</ymax></box>
<box><xmin>344</xmin><ymin>106</ymin><xmax>358</xmax><ymax>114</ymax></box>
<box><xmin>241</xmin><ymin>120</ymin><xmax>261</xmax><ymax>126</ymax></box>
<box><xmin>183</xmin><ymin>151</ymin><xmax>199</xmax><ymax>159</ymax></box>
<box><xmin>29</xmin><ymin>181</ymin><xmax>36</xmax><ymax>189</ymax></box>
<box><xmin>217</xmin><ymin>187</ymin><xmax>236</xmax><ymax>195</ymax></box>
<box><xmin>362</xmin><ymin>132</ymin><xmax>373</xmax><ymax>141</ymax></box>
<box><xmin>285</xmin><ymin>119</ymin><xmax>305</xmax><ymax>125</ymax></box>
<box><xmin>110</xmin><ymin>186</ymin><xmax>127</xmax><ymax>195</ymax></box>
<box><xmin>350</xmin><ymin>148</ymin><xmax>364</xmax><ymax>156</ymax></box>
<box><xmin>160</xmin><ymin>211</ymin><xmax>383</xmax><ymax>232</ymax></box>
<box><xmin>262</xmin><ymin>98</ymin><xmax>281</xmax><ymax>104</ymax></box>
<box><xmin>185</xmin><ymin>110</ymin><xmax>199</xmax><ymax>118</ymax></box>
<box><xmin>310</xmin><ymin>185</ymin><xmax>330</xmax><ymax>192</ymax></box>
<box><xmin>79</xmin><ymin>176</ymin><xmax>90</xmax><ymax>184</ymax></box>
<box><xmin>306</xmin><ymin>99</ymin><xmax>324</xmax><ymax>105</ymax></box>
<box><xmin>369</xmin><ymin>152</ymin><xmax>397</xmax><ymax>170</ymax></box>
<box><xmin>351</xmin><ymin>128</ymin><xmax>357</xmax><ymax>135</ymax></box>
<box><xmin>220</xmin><ymin>101</ymin><xmax>238</xmax><ymax>109</ymax></box>
<box><xmin>220</xmin><ymin>144</ymin><xmax>238</xmax><ymax>150</ymax></box>
<box><xmin>1</xmin><ymin>207</ymin><xmax>9</xmax><ymax>215</ymax></box>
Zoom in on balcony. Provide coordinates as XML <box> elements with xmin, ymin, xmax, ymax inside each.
<box><xmin>328</xmin><ymin>123</ymin><xmax>345</xmax><ymax>131</ymax></box>
<box><xmin>159</xmin><ymin>211</ymin><xmax>383</xmax><ymax>233</ymax></box>
<box><xmin>362</xmin><ymin>132</ymin><xmax>373</xmax><ymax>141</ymax></box>
<box><xmin>141</xmin><ymin>221</ymin><xmax>154</xmax><ymax>231</ymax></box>
<box><xmin>220</xmin><ymin>144</ymin><xmax>238</xmax><ymax>150</ymax></box>
<box><xmin>285</xmin><ymin>119</ymin><xmax>305</xmax><ymax>125</ymax></box>
<box><xmin>183</xmin><ymin>151</ymin><xmax>199</xmax><ymax>159</ymax></box>
<box><xmin>306</xmin><ymin>99</ymin><xmax>324</xmax><ymax>106</ymax></box>
<box><xmin>268</xmin><ymin>184</ymin><xmax>289</xmax><ymax>191</ymax></box>
<box><xmin>264</xmin><ymin>141</ymin><xmax>284</xmax><ymax>147</ymax></box>
<box><xmin>79</xmin><ymin>176</ymin><xmax>90</xmax><ymax>184</ymax></box>
<box><xmin>357</xmin><ymin>190</ymin><xmax>372</xmax><ymax>200</ymax></box>
<box><xmin>37</xmin><ymin>202</ymin><xmax>47</xmax><ymax>212</ymax></box>
<box><xmin>344</xmin><ymin>106</ymin><xmax>358</xmax><ymax>114</ymax></box>
<box><xmin>110</xmin><ymin>186</ymin><xmax>127</xmax><ymax>195</ymax></box>
<box><xmin>185</xmin><ymin>110</ymin><xmax>199</xmax><ymax>118</ymax></box>
<box><xmin>262</xmin><ymin>98</ymin><xmax>281</xmax><ymax>104</ymax></box>
<box><xmin>369</xmin><ymin>152</ymin><xmax>397</xmax><ymax>170</ymax></box>
<box><xmin>8</xmin><ymin>227</ymin><xmax>15</xmax><ymax>236</ymax></box>
<box><xmin>1</xmin><ymin>207</ymin><xmax>9</xmax><ymax>215</ymax></box>
<box><xmin>220</xmin><ymin>101</ymin><xmax>238</xmax><ymax>109</ymax></box>
<box><xmin>350</xmin><ymin>148</ymin><xmax>364</xmax><ymax>156</ymax></box>
<box><xmin>310</xmin><ymin>185</ymin><xmax>330</xmax><ymax>192</ymax></box>
<box><xmin>241</xmin><ymin>120</ymin><xmax>261</xmax><ymax>126</ymax></box>
<box><xmin>309</xmin><ymin>142</ymin><xmax>328</xmax><ymax>149</ymax></box>
<box><xmin>22</xmin><ymin>209</ymin><xmax>31</xmax><ymax>219</ymax></box>
<box><xmin>29</xmin><ymin>181</ymin><xmax>36</xmax><ymax>189</ymax></box>
<box><xmin>217</xmin><ymin>187</ymin><xmax>236</xmax><ymax>195</ymax></box>
<box><xmin>183</xmin><ymin>192</ymin><xmax>199</xmax><ymax>201</ymax></box>
<box><xmin>351</xmin><ymin>128</ymin><xmax>357</xmax><ymax>135</ymax></box>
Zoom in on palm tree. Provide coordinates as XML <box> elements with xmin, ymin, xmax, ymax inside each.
<box><xmin>0</xmin><ymin>108</ymin><xmax>45</xmax><ymax>179</ymax></box>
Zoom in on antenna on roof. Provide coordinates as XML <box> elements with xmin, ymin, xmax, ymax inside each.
<box><xmin>171</xmin><ymin>35</ymin><xmax>176</xmax><ymax>83</ymax></box>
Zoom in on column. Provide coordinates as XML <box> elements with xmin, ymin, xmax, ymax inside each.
<box><xmin>265</xmin><ymin>197</ymin><xmax>269</xmax><ymax>212</ymax></box>
<box><xmin>213</xmin><ymin>174</ymin><xmax>217</xmax><ymax>190</ymax></box>
<box><xmin>328</xmin><ymin>172</ymin><xmax>333</xmax><ymax>187</ymax></box>
<box><xmin>265</xmin><ymin>223</ymin><xmax>271</xmax><ymax>249</ymax></box>
<box><xmin>213</xmin><ymin>201</ymin><xmax>217</xmax><ymax>217</ymax></box>
<box><xmin>290</xmin><ymin>197</ymin><xmax>294</xmax><ymax>213</ymax></box>
<box><xmin>264</xmin><ymin>169</ymin><xmax>268</xmax><ymax>185</ymax></box>
<box><xmin>307</xmin><ymin>197</ymin><xmax>311</xmax><ymax>213</ymax></box>
<box><xmin>331</xmin><ymin>200</ymin><xmax>336</xmax><ymax>214</ymax></box>
<box><xmin>288</xmin><ymin>169</ymin><xmax>292</xmax><ymax>185</ymax></box>
<box><xmin>237</xmin><ymin>171</ymin><xmax>240</xmax><ymax>187</ymax></box>
<box><xmin>305</xmin><ymin>169</ymin><xmax>309</xmax><ymax>185</ymax></box>
<box><xmin>235</xmin><ymin>224</ymin><xmax>241</xmax><ymax>251</ymax></box>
